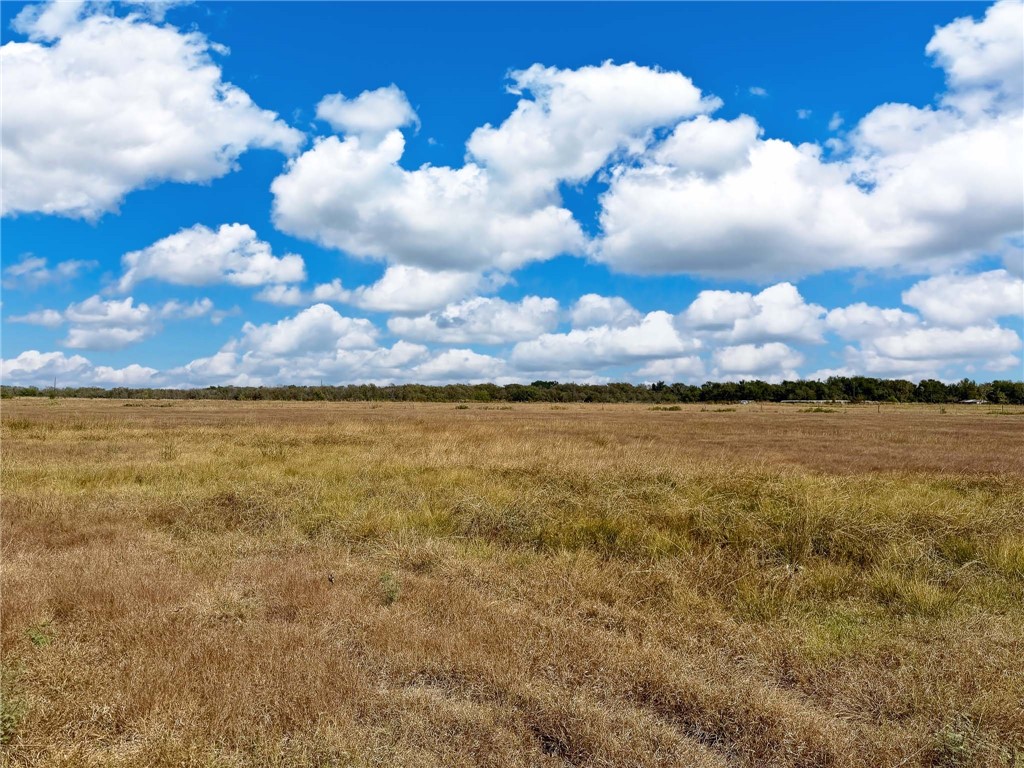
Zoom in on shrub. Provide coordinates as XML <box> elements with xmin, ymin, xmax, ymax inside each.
<box><xmin>379</xmin><ymin>572</ymin><xmax>401</xmax><ymax>606</ymax></box>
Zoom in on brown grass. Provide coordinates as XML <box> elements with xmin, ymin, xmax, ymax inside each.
<box><xmin>2</xmin><ymin>399</ymin><xmax>1023</xmax><ymax>767</ymax></box>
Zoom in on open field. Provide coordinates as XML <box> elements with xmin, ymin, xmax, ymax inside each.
<box><xmin>2</xmin><ymin>399</ymin><xmax>1023</xmax><ymax>767</ymax></box>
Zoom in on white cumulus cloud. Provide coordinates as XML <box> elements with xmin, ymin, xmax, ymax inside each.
<box><xmin>117</xmin><ymin>223</ymin><xmax>306</xmax><ymax>291</ymax></box>
<box><xmin>926</xmin><ymin>0</ymin><xmax>1023</xmax><ymax>111</ymax></box>
<box><xmin>651</xmin><ymin>114</ymin><xmax>761</xmax><ymax>178</ymax></box>
<box><xmin>867</xmin><ymin>325</ymin><xmax>1021</xmax><ymax>361</ymax></box>
<box><xmin>8</xmin><ymin>308</ymin><xmax>65</xmax><ymax>328</ymax></box>
<box><xmin>2</xmin><ymin>2</ymin><xmax>302</xmax><ymax>219</ymax></box>
<box><xmin>569</xmin><ymin>294</ymin><xmax>643</xmax><ymax>330</ymax></box>
<box><xmin>350</xmin><ymin>266</ymin><xmax>503</xmax><ymax>314</ymax></box>
<box><xmin>466</xmin><ymin>61</ymin><xmax>718</xmax><ymax>202</ymax></box>
<box><xmin>636</xmin><ymin>356</ymin><xmax>706</xmax><ymax>382</ymax></box>
<box><xmin>257</xmin><ymin>267</ymin><xmax>507</xmax><ymax>314</ymax></box>
<box><xmin>388</xmin><ymin>296</ymin><xmax>560</xmax><ymax>344</ymax></box>
<box><xmin>1</xmin><ymin>349</ymin><xmax>90</xmax><ymax>382</ymax></box>
<box><xmin>89</xmin><ymin>363</ymin><xmax>161</xmax><ymax>386</ymax></box>
<box><xmin>2</xmin><ymin>255</ymin><xmax>96</xmax><ymax>289</ymax></box>
<box><xmin>10</xmin><ymin>294</ymin><xmax>216</xmax><ymax>351</ymax></box>
<box><xmin>901</xmin><ymin>269</ymin><xmax>1023</xmax><ymax>326</ymax></box>
<box><xmin>271</xmin><ymin>129</ymin><xmax>583</xmax><ymax>273</ymax></box>
<box><xmin>594</xmin><ymin>2</ymin><xmax>1024</xmax><ymax>278</ymax></box>
<box><xmin>682</xmin><ymin>282</ymin><xmax>825</xmax><ymax>343</ymax></box>
<box><xmin>511</xmin><ymin>311</ymin><xmax>699</xmax><ymax>371</ymax></box>
<box><xmin>236</xmin><ymin>304</ymin><xmax>378</xmax><ymax>356</ymax></box>
<box><xmin>272</xmin><ymin>62</ymin><xmax>719</xmax><ymax>274</ymax></box>
<box><xmin>0</xmin><ymin>349</ymin><xmax>159</xmax><ymax>387</ymax></box>
<box><xmin>410</xmin><ymin>348</ymin><xmax>507</xmax><ymax>383</ymax></box>
<box><xmin>825</xmin><ymin>303</ymin><xmax>920</xmax><ymax>340</ymax></box>
<box><xmin>172</xmin><ymin>304</ymin><xmax>517</xmax><ymax>386</ymax></box>
<box><xmin>713</xmin><ymin>342</ymin><xmax>803</xmax><ymax>379</ymax></box>
<box><xmin>255</xmin><ymin>280</ymin><xmax>350</xmax><ymax>307</ymax></box>
<box><xmin>316</xmin><ymin>85</ymin><xmax>419</xmax><ymax>137</ymax></box>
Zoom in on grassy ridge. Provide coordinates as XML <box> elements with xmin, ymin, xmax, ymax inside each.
<box><xmin>2</xmin><ymin>400</ymin><xmax>1023</xmax><ymax>766</ymax></box>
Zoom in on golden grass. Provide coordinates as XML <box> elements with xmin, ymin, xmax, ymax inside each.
<box><xmin>2</xmin><ymin>399</ymin><xmax>1023</xmax><ymax>766</ymax></box>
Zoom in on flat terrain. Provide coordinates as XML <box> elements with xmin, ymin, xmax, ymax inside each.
<box><xmin>2</xmin><ymin>399</ymin><xmax>1023</xmax><ymax>767</ymax></box>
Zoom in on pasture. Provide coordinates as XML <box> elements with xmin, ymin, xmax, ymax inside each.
<box><xmin>1</xmin><ymin>399</ymin><xmax>1022</xmax><ymax>766</ymax></box>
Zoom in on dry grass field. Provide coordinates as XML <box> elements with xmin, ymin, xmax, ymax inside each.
<box><xmin>1</xmin><ymin>399</ymin><xmax>1023</xmax><ymax>767</ymax></box>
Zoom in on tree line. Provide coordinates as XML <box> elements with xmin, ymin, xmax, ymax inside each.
<box><xmin>2</xmin><ymin>377</ymin><xmax>1023</xmax><ymax>404</ymax></box>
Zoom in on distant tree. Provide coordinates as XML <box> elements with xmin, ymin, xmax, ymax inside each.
<box><xmin>3</xmin><ymin>376</ymin><xmax>1023</xmax><ymax>404</ymax></box>
<box><xmin>916</xmin><ymin>379</ymin><xmax>950</xmax><ymax>403</ymax></box>
<box><xmin>952</xmin><ymin>378</ymin><xmax>980</xmax><ymax>401</ymax></box>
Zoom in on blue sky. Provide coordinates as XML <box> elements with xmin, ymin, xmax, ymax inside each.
<box><xmin>2</xmin><ymin>0</ymin><xmax>1022</xmax><ymax>387</ymax></box>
